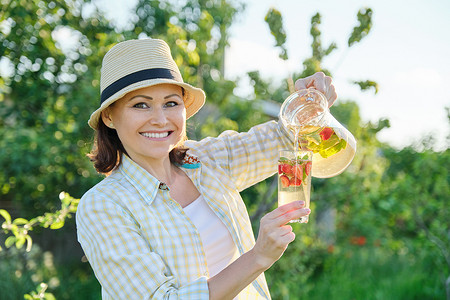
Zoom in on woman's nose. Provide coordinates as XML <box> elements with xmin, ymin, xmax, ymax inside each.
<box><xmin>149</xmin><ymin>107</ymin><xmax>168</xmax><ymax>125</ymax></box>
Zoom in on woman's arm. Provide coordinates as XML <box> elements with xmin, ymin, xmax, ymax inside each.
<box><xmin>188</xmin><ymin>120</ymin><xmax>291</xmax><ymax>191</ymax></box>
<box><xmin>187</xmin><ymin>72</ymin><xmax>338</xmax><ymax>192</ymax></box>
<box><xmin>207</xmin><ymin>200</ymin><xmax>310</xmax><ymax>299</ymax></box>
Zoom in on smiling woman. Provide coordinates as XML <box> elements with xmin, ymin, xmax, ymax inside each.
<box><xmin>75</xmin><ymin>38</ymin><xmax>331</xmax><ymax>299</ymax></box>
<box><xmin>99</xmin><ymin>84</ymin><xmax>188</xmax><ymax>172</ymax></box>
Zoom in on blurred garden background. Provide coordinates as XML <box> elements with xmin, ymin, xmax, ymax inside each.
<box><xmin>0</xmin><ymin>0</ymin><xmax>449</xmax><ymax>299</ymax></box>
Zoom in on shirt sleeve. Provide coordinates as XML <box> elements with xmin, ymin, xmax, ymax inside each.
<box><xmin>76</xmin><ymin>190</ymin><xmax>210</xmax><ymax>299</ymax></box>
<box><xmin>189</xmin><ymin>120</ymin><xmax>292</xmax><ymax>191</ymax></box>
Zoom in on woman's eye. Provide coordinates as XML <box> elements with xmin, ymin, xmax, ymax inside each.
<box><xmin>165</xmin><ymin>101</ymin><xmax>178</xmax><ymax>108</ymax></box>
<box><xmin>134</xmin><ymin>103</ymin><xmax>149</xmax><ymax>109</ymax></box>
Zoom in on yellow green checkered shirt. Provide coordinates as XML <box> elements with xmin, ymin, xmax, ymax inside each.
<box><xmin>76</xmin><ymin>121</ymin><xmax>291</xmax><ymax>299</ymax></box>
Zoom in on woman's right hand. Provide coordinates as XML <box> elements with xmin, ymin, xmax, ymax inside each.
<box><xmin>295</xmin><ymin>72</ymin><xmax>337</xmax><ymax>107</ymax></box>
<box><xmin>251</xmin><ymin>201</ymin><xmax>310</xmax><ymax>270</ymax></box>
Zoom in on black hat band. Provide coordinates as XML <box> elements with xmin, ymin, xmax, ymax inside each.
<box><xmin>100</xmin><ymin>68</ymin><xmax>183</xmax><ymax>104</ymax></box>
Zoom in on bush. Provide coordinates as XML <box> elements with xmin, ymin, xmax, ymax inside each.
<box><xmin>0</xmin><ymin>245</ymin><xmax>100</xmax><ymax>300</ymax></box>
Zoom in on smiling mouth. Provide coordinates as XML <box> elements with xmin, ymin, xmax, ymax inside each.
<box><xmin>140</xmin><ymin>131</ymin><xmax>171</xmax><ymax>138</ymax></box>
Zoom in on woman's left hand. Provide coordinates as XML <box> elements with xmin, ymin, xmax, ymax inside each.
<box><xmin>294</xmin><ymin>72</ymin><xmax>337</xmax><ymax>107</ymax></box>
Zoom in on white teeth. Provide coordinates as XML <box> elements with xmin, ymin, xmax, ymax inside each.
<box><xmin>141</xmin><ymin>132</ymin><xmax>169</xmax><ymax>138</ymax></box>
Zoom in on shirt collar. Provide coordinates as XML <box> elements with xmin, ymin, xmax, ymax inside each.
<box><xmin>118</xmin><ymin>154</ymin><xmax>160</xmax><ymax>205</ymax></box>
<box><xmin>118</xmin><ymin>152</ymin><xmax>201</xmax><ymax>205</ymax></box>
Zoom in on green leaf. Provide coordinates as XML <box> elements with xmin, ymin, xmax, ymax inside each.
<box><xmin>300</xmin><ymin>154</ymin><xmax>309</xmax><ymax>160</ymax></box>
<box><xmin>9</xmin><ymin>224</ymin><xmax>19</xmax><ymax>235</ymax></box>
<box><xmin>44</xmin><ymin>293</ymin><xmax>56</xmax><ymax>300</ymax></box>
<box><xmin>25</xmin><ymin>235</ymin><xmax>33</xmax><ymax>252</ymax></box>
<box><xmin>15</xmin><ymin>236</ymin><xmax>26</xmax><ymax>249</ymax></box>
<box><xmin>353</xmin><ymin>80</ymin><xmax>379</xmax><ymax>94</ymax></box>
<box><xmin>308</xmin><ymin>132</ymin><xmax>322</xmax><ymax>145</ymax></box>
<box><xmin>319</xmin><ymin>139</ymin><xmax>347</xmax><ymax>158</ymax></box>
<box><xmin>5</xmin><ymin>236</ymin><xmax>16</xmax><ymax>248</ymax></box>
<box><xmin>0</xmin><ymin>209</ymin><xmax>11</xmax><ymax>224</ymax></box>
<box><xmin>265</xmin><ymin>8</ymin><xmax>288</xmax><ymax>60</ymax></box>
<box><xmin>318</xmin><ymin>134</ymin><xmax>340</xmax><ymax>150</ymax></box>
<box><xmin>13</xmin><ymin>218</ymin><xmax>29</xmax><ymax>225</ymax></box>
<box><xmin>50</xmin><ymin>221</ymin><xmax>65</xmax><ymax>230</ymax></box>
<box><xmin>348</xmin><ymin>8</ymin><xmax>373</xmax><ymax>47</ymax></box>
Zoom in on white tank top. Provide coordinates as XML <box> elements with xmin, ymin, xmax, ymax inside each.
<box><xmin>183</xmin><ymin>195</ymin><xmax>239</xmax><ymax>277</ymax></box>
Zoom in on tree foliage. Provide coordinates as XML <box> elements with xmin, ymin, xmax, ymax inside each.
<box><xmin>0</xmin><ymin>0</ymin><xmax>250</xmax><ymax>216</ymax></box>
<box><xmin>264</xmin><ymin>8</ymin><xmax>288</xmax><ymax>60</ymax></box>
<box><xmin>251</xmin><ymin>6</ymin><xmax>449</xmax><ymax>298</ymax></box>
<box><xmin>0</xmin><ymin>0</ymin><xmax>120</xmax><ymax>216</ymax></box>
<box><xmin>353</xmin><ymin>79</ymin><xmax>379</xmax><ymax>94</ymax></box>
<box><xmin>348</xmin><ymin>7</ymin><xmax>373</xmax><ymax>46</ymax></box>
<box><xmin>0</xmin><ymin>1</ymin><xmax>448</xmax><ymax>299</ymax></box>
<box><xmin>0</xmin><ymin>192</ymin><xmax>78</xmax><ymax>252</ymax></box>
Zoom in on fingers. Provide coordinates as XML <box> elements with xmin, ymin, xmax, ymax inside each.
<box><xmin>280</xmin><ymin>230</ymin><xmax>295</xmax><ymax>244</ymax></box>
<box><xmin>294</xmin><ymin>72</ymin><xmax>337</xmax><ymax>107</ymax></box>
<box><xmin>326</xmin><ymin>85</ymin><xmax>337</xmax><ymax>107</ymax></box>
<box><xmin>294</xmin><ymin>72</ymin><xmax>325</xmax><ymax>90</ymax></box>
<box><xmin>253</xmin><ymin>205</ymin><xmax>308</xmax><ymax>268</ymax></box>
<box><xmin>277</xmin><ymin>207</ymin><xmax>311</xmax><ymax>226</ymax></box>
<box><xmin>279</xmin><ymin>225</ymin><xmax>295</xmax><ymax>244</ymax></box>
<box><xmin>267</xmin><ymin>225</ymin><xmax>296</xmax><ymax>247</ymax></box>
<box><xmin>258</xmin><ymin>224</ymin><xmax>296</xmax><ymax>252</ymax></box>
<box><xmin>266</xmin><ymin>201</ymin><xmax>310</xmax><ymax>224</ymax></box>
<box><xmin>269</xmin><ymin>200</ymin><xmax>305</xmax><ymax>219</ymax></box>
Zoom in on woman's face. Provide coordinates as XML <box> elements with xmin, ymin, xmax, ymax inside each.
<box><xmin>102</xmin><ymin>83</ymin><xmax>186</xmax><ymax>165</ymax></box>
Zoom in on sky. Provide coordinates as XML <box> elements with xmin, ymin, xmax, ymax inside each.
<box><xmin>93</xmin><ymin>0</ymin><xmax>450</xmax><ymax>150</ymax></box>
<box><xmin>222</xmin><ymin>0</ymin><xmax>450</xmax><ymax>150</ymax></box>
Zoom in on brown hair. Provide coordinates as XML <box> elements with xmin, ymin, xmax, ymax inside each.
<box><xmin>88</xmin><ymin>118</ymin><xmax>188</xmax><ymax>175</ymax></box>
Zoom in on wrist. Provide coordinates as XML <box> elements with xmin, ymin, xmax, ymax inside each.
<box><xmin>247</xmin><ymin>247</ymin><xmax>273</xmax><ymax>272</ymax></box>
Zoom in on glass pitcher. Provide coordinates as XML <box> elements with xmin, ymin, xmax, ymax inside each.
<box><xmin>279</xmin><ymin>88</ymin><xmax>357</xmax><ymax>178</ymax></box>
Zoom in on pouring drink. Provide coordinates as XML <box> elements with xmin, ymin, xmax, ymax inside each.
<box><xmin>289</xmin><ymin>125</ymin><xmax>357</xmax><ymax>178</ymax></box>
<box><xmin>276</xmin><ymin>88</ymin><xmax>357</xmax><ymax>224</ymax></box>
<box><xmin>280</xmin><ymin>88</ymin><xmax>357</xmax><ymax>178</ymax></box>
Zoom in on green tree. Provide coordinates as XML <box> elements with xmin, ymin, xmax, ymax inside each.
<box><xmin>0</xmin><ymin>0</ymin><xmax>255</xmax><ymax>298</ymax></box>
<box><xmin>265</xmin><ymin>8</ymin><xmax>288</xmax><ymax>60</ymax></box>
<box><xmin>381</xmin><ymin>137</ymin><xmax>450</xmax><ymax>297</ymax></box>
<box><xmin>124</xmin><ymin>0</ymin><xmax>261</xmax><ymax>138</ymax></box>
<box><xmin>0</xmin><ymin>0</ymin><xmax>252</xmax><ymax>214</ymax></box>
<box><xmin>0</xmin><ymin>0</ymin><xmax>121</xmax><ymax>216</ymax></box>
<box><xmin>249</xmin><ymin>6</ymin><xmax>405</xmax><ymax>298</ymax></box>
<box><xmin>258</xmin><ymin>6</ymin><xmax>448</xmax><ymax>298</ymax></box>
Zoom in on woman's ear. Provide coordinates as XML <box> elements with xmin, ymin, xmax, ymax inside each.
<box><xmin>101</xmin><ymin>109</ymin><xmax>115</xmax><ymax>129</ymax></box>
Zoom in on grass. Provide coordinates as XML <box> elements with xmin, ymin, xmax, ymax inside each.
<box><xmin>301</xmin><ymin>246</ymin><xmax>445</xmax><ymax>300</ymax></box>
<box><xmin>2</xmin><ymin>243</ymin><xmax>446</xmax><ymax>299</ymax></box>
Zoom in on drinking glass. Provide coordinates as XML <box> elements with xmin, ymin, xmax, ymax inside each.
<box><xmin>278</xmin><ymin>149</ymin><xmax>313</xmax><ymax>223</ymax></box>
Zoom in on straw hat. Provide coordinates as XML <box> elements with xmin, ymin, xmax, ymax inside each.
<box><xmin>88</xmin><ymin>38</ymin><xmax>206</xmax><ymax>129</ymax></box>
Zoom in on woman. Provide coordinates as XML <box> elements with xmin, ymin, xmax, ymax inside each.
<box><xmin>76</xmin><ymin>38</ymin><xmax>337</xmax><ymax>299</ymax></box>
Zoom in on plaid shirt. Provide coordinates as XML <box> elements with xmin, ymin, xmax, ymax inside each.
<box><xmin>76</xmin><ymin>121</ymin><xmax>291</xmax><ymax>299</ymax></box>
